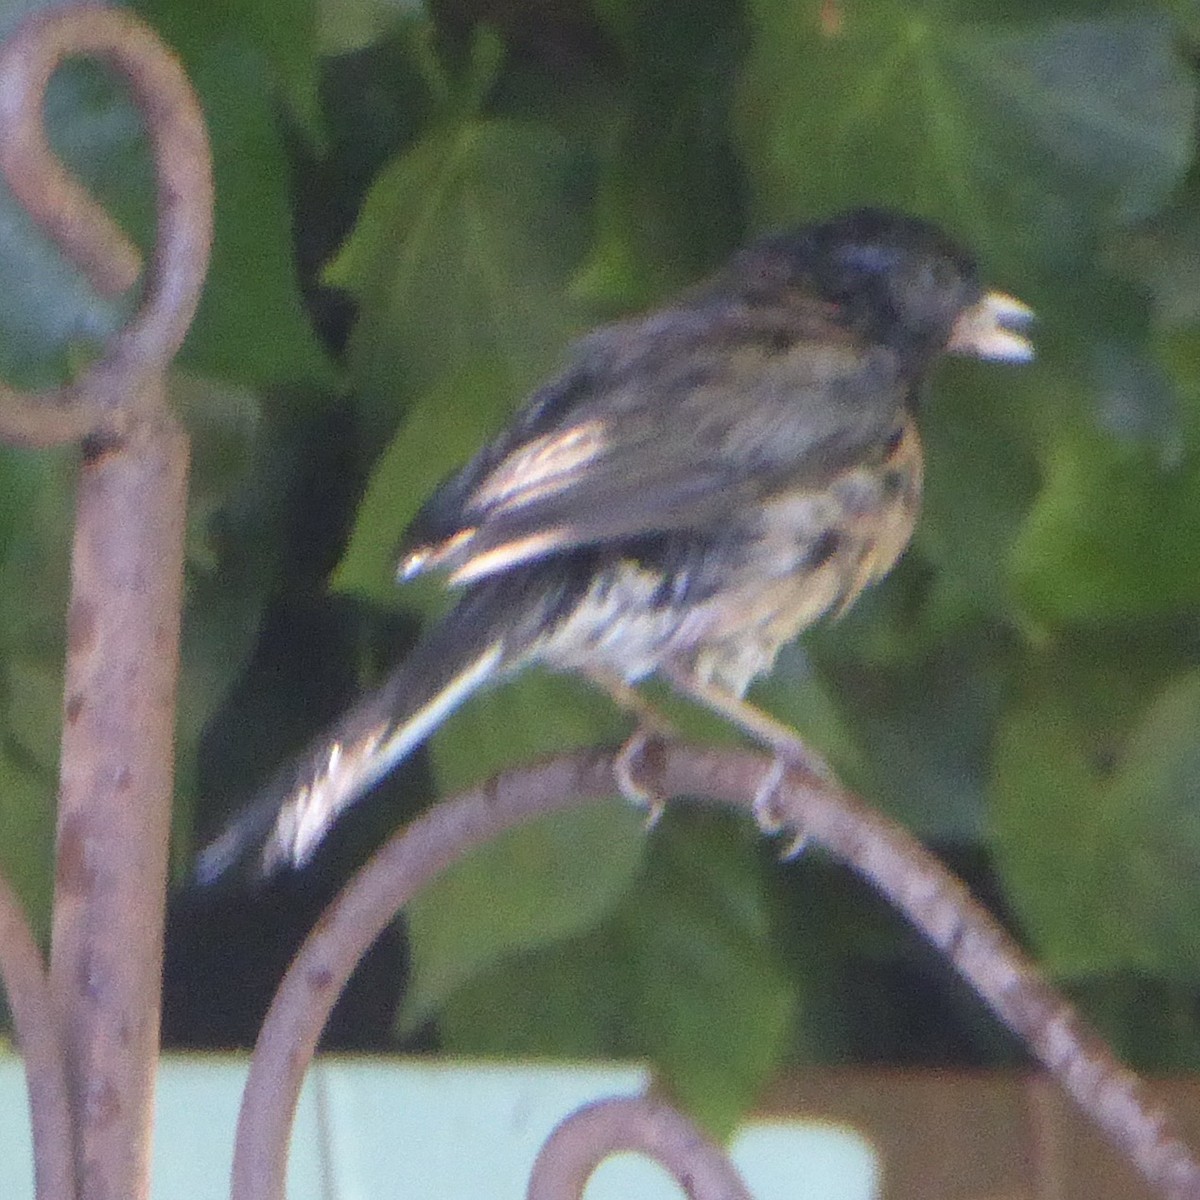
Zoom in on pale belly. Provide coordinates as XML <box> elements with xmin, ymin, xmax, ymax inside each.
<box><xmin>534</xmin><ymin>419</ymin><xmax>923</xmax><ymax>698</ymax></box>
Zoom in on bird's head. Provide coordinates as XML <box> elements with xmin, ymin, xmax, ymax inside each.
<box><xmin>734</xmin><ymin>208</ymin><xmax>1034</xmax><ymax>372</ymax></box>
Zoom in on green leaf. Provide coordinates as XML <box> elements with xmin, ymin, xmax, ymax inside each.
<box><xmin>737</xmin><ymin>4</ymin><xmax>1195</xmax><ymax>270</ymax></box>
<box><xmin>0</xmin><ymin>2</ymin><xmax>330</xmax><ymax>392</ymax></box>
<box><xmin>1009</xmin><ymin>427</ymin><xmax>1200</xmax><ymax>625</ymax></box>
<box><xmin>745</xmin><ymin>646</ymin><xmax>874</xmax><ymax>796</ymax></box>
<box><xmin>1105</xmin><ymin>672</ymin><xmax>1200</xmax><ymax>974</ymax></box>
<box><xmin>136</xmin><ymin>0</ymin><xmax>322</xmax><ymax>141</ymax></box>
<box><xmin>953</xmin><ymin>14</ymin><xmax>1194</xmax><ymax>223</ymax></box>
<box><xmin>816</xmin><ymin>628</ymin><xmax>1011</xmax><ymax>842</ymax></box>
<box><xmin>402</xmin><ymin>664</ymin><xmax>642</xmax><ymax>1025</ymax></box>
<box><xmin>992</xmin><ymin>670</ymin><xmax>1200</xmax><ymax>977</ymax></box>
<box><xmin>403</xmin><ymin>799</ymin><xmax>646</xmax><ymax>1027</ymax></box>
<box><xmin>333</xmin><ymin>356</ymin><xmax>518</xmax><ymax>603</ymax></box>
<box><xmin>438</xmin><ymin>809</ymin><xmax>797</xmax><ymax>1138</ymax></box>
<box><xmin>573</xmin><ymin>0</ymin><xmax>745</xmax><ymax>309</ymax></box>
<box><xmin>619</xmin><ymin>811</ymin><xmax>797</xmax><ymax>1135</ymax></box>
<box><xmin>428</xmin><ymin>668</ymin><xmax>630</xmax><ymax>794</ymax></box>
<box><xmin>991</xmin><ymin>699</ymin><xmax>1118</xmax><ymax>973</ymax></box>
<box><xmin>438</xmin><ymin>924</ymin><xmax>641</xmax><ymax>1058</ymax></box>
<box><xmin>327</xmin><ymin>116</ymin><xmax>590</xmax><ymax>438</ymax></box>
<box><xmin>170</xmin><ymin>39</ymin><xmax>333</xmax><ymax>387</ymax></box>
<box><xmin>316</xmin><ymin>0</ymin><xmax>413</xmax><ymax>57</ymax></box>
<box><xmin>917</xmin><ymin>361</ymin><xmax>1043</xmax><ymax>617</ymax></box>
<box><xmin>1109</xmin><ymin>174</ymin><xmax>1200</xmax><ymax>330</ymax></box>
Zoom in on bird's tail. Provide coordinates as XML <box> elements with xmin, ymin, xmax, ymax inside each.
<box><xmin>193</xmin><ymin>587</ymin><xmax>526</xmax><ymax>884</ymax></box>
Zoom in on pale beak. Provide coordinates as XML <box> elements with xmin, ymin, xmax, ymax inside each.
<box><xmin>947</xmin><ymin>291</ymin><xmax>1035</xmax><ymax>362</ymax></box>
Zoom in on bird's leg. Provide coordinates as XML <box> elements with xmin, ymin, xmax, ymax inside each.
<box><xmin>659</xmin><ymin>664</ymin><xmax>834</xmax><ymax>847</ymax></box>
<box><xmin>583</xmin><ymin>669</ymin><xmax>675</xmax><ymax>827</ymax></box>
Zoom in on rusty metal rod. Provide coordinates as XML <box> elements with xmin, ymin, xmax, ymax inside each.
<box><xmin>527</xmin><ymin>1096</ymin><xmax>755</xmax><ymax>1200</ymax></box>
<box><xmin>0</xmin><ymin>872</ymin><xmax>75</xmax><ymax>1200</ymax></box>
<box><xmin>51</xmin><ymin>415</ymin><xmax>189</xmax><ymax>1200</ymax></box>
<box><xmin>0</xmin><ymin>8</ymin><xmax>211</xmax><ymax>1199</ymax></box>
<box><xmin>231</xmin><ymin>744</ymin><xmax>1200</xmax><ymax>1200</ymax></box>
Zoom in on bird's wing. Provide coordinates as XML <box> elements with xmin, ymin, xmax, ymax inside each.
<box><xmin>400</xmin><ymin>306</ymin><xmax>909</xmax><ymax>585</ymax></box>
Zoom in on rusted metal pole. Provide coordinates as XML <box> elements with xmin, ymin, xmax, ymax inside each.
<box><xmin>50</xmin><ymin>413</ymin><xmax>189</xmax><ymax>1200</ymax></box>
<box><xmin>0</xmin><ymin>9</ymin><xmax>212</xmax><ymax>1198</ymax></box>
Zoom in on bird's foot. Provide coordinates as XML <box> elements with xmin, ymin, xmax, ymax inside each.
<box><xmin>614</xmin><ymin>727</ymin><xmax>671</xmax><ymax>829</ymax></box>
<box><xmin>583</xmin><ymin>668</ymin><xmax>678</xmax><ymax>827</ymax></box>
<box><xmin>752</xmin><ymin>739</ymin><xmax>835</xmax><ymax>859</ymax></box>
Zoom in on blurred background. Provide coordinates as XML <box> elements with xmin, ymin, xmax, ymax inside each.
<box><xmin>1</xmin><ymin>0</ymin><xmax>1199</xmax><ymax>1137</ymax></box>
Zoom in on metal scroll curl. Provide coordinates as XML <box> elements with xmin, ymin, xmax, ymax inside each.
<box><xmin>0</xmin><ymin>8</ymin><xmax>210</xmax><ymax>1200</ymax></box>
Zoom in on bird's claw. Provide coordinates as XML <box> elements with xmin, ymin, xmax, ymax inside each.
<box><xmin>752</xmin><ymin>743</ymin><xmax>834</xmax><ymax>859</ymax></box>
<box><xmin>752</xmin><ymin>754</ymin><xmax>790</xmax><ymax>835</ymax></box>
<box><xmin>615</xmin><ymin>728</ymin><xmax>669</xmax><ymax>828</ymax></box>
<box><xmin>754</xmin><ymin>764</ymin><xmax>810</xmax><ymax>859</ymax></box>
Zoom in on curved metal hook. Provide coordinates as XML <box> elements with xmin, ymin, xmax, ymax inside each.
<box><xmin>231</xmin><ymin>742</ymin><xmax>1200</xmax><ymax>1200</ymax></box>
<box><xmin>0</xmin><ymin>5</ymin><xmax>213</xmax><ymax>447</ymax></box>
<box><xmin>230</xmin><ymin>749</ymin><xmax>762</xmax><ymax>1200</ymax></box>
<box><xmin>527</xmin><ymin>1096</ymin><xmax>754</xmax><ymax>1200</ymax></box>
<box><xmin>231</xmin><ymin>751</ymin><xmax>625</xmax><ymax>1199</ymax></box>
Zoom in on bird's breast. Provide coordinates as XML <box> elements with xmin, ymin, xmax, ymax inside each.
<box><xmin>532</xmin><ymin>416</ymin><xmax>922</xmax><ymax>698</ymax></box>
<box><xmin>688</xmin><ymin>414</ymin><xmax>923</xmax><ymax>693</ymax></box>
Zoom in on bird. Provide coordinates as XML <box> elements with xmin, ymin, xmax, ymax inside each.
<box><xmin>195</xmin><ymin>207</ymin><xmax>1033</xmax><ymax>883</ymax></box>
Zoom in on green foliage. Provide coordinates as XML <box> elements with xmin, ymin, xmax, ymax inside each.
<box><xmin>439</xmin><ymin>808</ymin><xmax>797</xmax><ymax>1137</ymax></box>
<box><xmin>4</xmin><ymin>0</ymin><xmax>1200</xmax><ymax>1137</ymax></box>
<box><xmin>0</xmin><ymin>446</ymin><xmax>73</xmax><ymax>934</ymax></box>
<box><xmin>994</xmin><ymin>670</ymin><xmax>1200</xmax><ymax>977</ymax></box>
<box><xmin>325</xmin><ymin>112</ymin><xmax>592</xmax><ymax>438</ymax></box>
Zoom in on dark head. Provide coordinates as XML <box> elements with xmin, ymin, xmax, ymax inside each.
<box><xmin>732</xmin><ymin>208</ymin><xmax>1032</xmax><ymax>372</ymax></box>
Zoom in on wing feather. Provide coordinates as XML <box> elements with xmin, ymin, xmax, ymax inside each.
<box><xmin>400</xmin><ymin>301</ymin><xmax>908</xmax><ymax>584</ymax></box>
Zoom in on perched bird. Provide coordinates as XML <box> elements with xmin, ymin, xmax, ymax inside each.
<box><xmin>197</xmin><ymin>207</ymin><xmax>1033</xmax><ymax>882</ymax></box>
